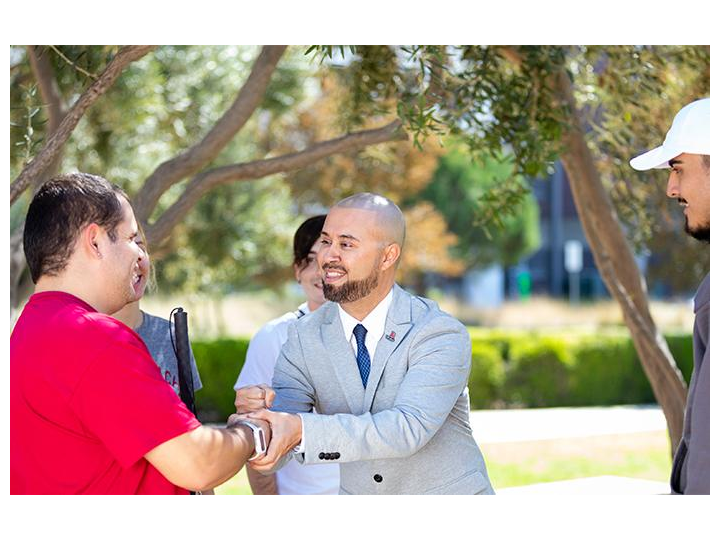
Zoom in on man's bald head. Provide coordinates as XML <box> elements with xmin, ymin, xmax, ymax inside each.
<box><xmin>333</xmin><ymin>192</ymin><xmax>405</xmax><ymax>248</ymax></box>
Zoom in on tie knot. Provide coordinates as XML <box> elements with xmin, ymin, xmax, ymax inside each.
<box><xmin>353</xmin><ymin>323</ymin><xmax>368</xmax><ymax>343</ymax></box>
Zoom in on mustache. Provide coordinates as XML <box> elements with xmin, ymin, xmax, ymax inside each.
<box><xmin>322</xmin><ymin>263</ymin><xmax>347</xmax><ymax>273</ymax></box>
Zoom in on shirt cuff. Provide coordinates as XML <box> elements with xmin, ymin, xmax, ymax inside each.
<box><xmin>293</xmin><ymin>414</ymin><xmax>305</xmax><ymax>454</ymax></box>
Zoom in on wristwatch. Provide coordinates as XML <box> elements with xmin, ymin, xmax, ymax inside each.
<box><xmin>236</xmin><ymin>420</ymin><xmax>267</xmax><ymax>461</ymax></box>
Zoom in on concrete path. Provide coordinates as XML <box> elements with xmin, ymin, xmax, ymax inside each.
<box><xmin>468</xmin><ymin>405</ymin><xmax>670</xmax><ymax>495</ymax></box>
<box><xmin>469</xmin><ymin>404</ymin><xmax>667</xmax><ymax>444</ymax></box>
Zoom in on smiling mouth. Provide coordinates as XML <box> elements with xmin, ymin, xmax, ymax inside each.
<box><xmin>323</xmin><ymin>268</ymin><xmax>347</xmax><ymax>283</ymax></box>
<box><xmin>132</xmin><ymin>268</ymin><xmax>145</xmax><ymax>285</ymax></box>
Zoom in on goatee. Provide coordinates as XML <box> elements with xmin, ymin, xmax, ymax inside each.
<box><xmin>685</xmin><ymin>218</ymin><xmax>710</xmax><ymax>243</ymax></box>
<box><xmin>323</xmin><ymin>269</ymin><xmax>379</xmax><ymax>304</ymax></box>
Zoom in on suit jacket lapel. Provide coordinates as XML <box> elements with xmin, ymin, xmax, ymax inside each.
<box><xmin>321</xmin><ymin>303</ymin><xmax>366</xmax><ymax>415</ymax></box>
<box><xmin>363</xmin><ymin>284</ymin><xmax>413</xmax><ymax>411</ymax></box>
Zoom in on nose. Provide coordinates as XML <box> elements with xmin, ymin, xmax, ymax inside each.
<box><xmin>666</xmin><ymin>172</ymin><xmax>680</xmax><ymax>199</ymax></box>
<box><xmin>137</xmin><ymin>245</ymin><xmax>149</xmax><ymax>269</ymax></box>
<box><xmin>318</xmin><ymin>242</ymin><xmax>340</xmax><ymax>272</ymax></box>
<box><xmin>321</xmin><ymin>241</ymin><xmax>341</xmax><ymax>264</ymax></box>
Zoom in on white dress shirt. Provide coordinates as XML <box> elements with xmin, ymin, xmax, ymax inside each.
<box><xmin>296</xmin><ymin>287</ymin><xmax>394</xmax><ymax>453</ymax></box>
<box><xmin>337</xmin><ymin>287</ymin><xmax>394</xmax><ymax>363</ymax></box>
<box><xmin>236</xmin><ymin>303</ymin><xmax>339</xmax><ymax>495</ymax></box>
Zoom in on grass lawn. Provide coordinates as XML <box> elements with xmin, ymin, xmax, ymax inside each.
<box><xmin>214</xmin><ymin>430</ymin><xmax>671</xmax><ymax>494</ymax></box>
<box><xmin>483</xmin><ymin>431</ymin><xmax>671</xmax><ymax>488</ymax></box>
<box><xmin>215</xmin><ymin>468</ymin><xmax>252</xmax><ymax>495</ymax></box>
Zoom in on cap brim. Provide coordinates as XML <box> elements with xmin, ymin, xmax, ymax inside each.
<box><xmin>629</xmin><ymin>145</ymin><xmax>676</xmax><ymax>171</ymax></box>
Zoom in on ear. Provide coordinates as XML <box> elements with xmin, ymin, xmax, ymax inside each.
<box><xmin>80</xmin><ymin>224</ymin><xmax>104</xmax><ymax>260</ymax></box>
<box><xmin>293</xmin><ymin>263</ymin><xmax>301</xmax><ymax>283</ymax></box>
<box><xmin>380</xmin><ymin>243</ymin><xmax>401</xmax><ymax>271</ymax></box>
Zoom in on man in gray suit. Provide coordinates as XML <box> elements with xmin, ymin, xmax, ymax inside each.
<box><xmin>237</xmin><ymin>193</ymin><xmax>494</xmax><ymax>494</ymax></box>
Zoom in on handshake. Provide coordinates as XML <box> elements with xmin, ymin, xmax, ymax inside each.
<box><xmin>227</xmin><ymin>384</ymin><xmax>302</xmax><ymax>472</ymax></box>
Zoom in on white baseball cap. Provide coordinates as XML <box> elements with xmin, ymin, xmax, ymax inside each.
<box><xmin>629</xmin><ymin>97</ymin><xmax>710</xmax><ymax>171</ymax></box>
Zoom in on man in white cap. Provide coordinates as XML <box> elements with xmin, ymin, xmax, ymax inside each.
<box><xmin>630</xmin><ymin>97</ymin><xmax>710</xmax><ymax>494</ymax></box>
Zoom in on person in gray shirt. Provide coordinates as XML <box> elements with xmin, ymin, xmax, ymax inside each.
<box><xmin>135</xmin><ymin>309</ymin><xmax>202</xmax><ymax>395</ymax></box>
<box><xmin>111</xmin><ymin>231</ymin><xmax>202</xmax><ymax>397</ymax></box>
<box><xmin>630</xmin><ymin>98</ymin><xmax>710</xmax><ymax>494</ymax></box>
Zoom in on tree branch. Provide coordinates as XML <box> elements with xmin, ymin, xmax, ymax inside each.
<box><xmin>27</xmin><ymin>46</ymin><xmax>65</xmax><ymax>132</ymax></box>
<box><xmin>132</xmin><ymin>45</ymin><xmax>288</xmax><ymax>222</ymax></box>
<box><xmin>10</xmin><ymin>46</ymin><xmax>71</xmax><ymax>307</ymax></box>
<box><xmin>144</xmin><ymin>119</ymin><xmax>407</xmax><ymax>246</ymax></box>
<box><xmin>26</xmin><ymin>45</ymin><xmax>67</xmax><ymax>193</ymax></box>
<box><xmin>10</xmin><ymin>46</ymin><xmax>156</xmax><ymax>205</ymax></box>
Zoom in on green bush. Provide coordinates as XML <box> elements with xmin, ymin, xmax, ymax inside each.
<box><xmin>190</xmin><ymin>330</ymin><xmax>695</xmax><ymax>417</ymax></box>
<box><xmin>468</xmin><ymin>342</ymin><xmax>505</xmax><ymax>408</ymax></box>
<box><xmin>192</xmin><ymin>338</ymin><xmax>249</xmax><ymax>422</ymax></box>
<box><xmin>570</xmin><ymin>336</ymin><xmax>654</xmax><ymax>406</ymax></box>
<box><xmin>469</xmin><ymin>329</ymin><xmax>522</xmax><ymax>361</ymax></box>
<box><xmin>665</xmin><ymin>333</ymin><xmax>694</xmax><ymax>385</ymax></box>
<box><xmin>505</xmin><ymin>336</ymin><xmax>575</xmax><ymax>407</ymax></box>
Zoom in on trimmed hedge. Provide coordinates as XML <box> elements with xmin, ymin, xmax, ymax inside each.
<box><xmin>505</xmin><ymin>336</ymin><xmax>575</xmax><ymax>407</ymax></box>
<box><xmin>192</xmin><ymin>338</ymin><xmax>249</xmax><ymax>422</ymax></box>
<box><xmin>570</xmin><ymin>336</ymin><xmax>654</xmax><ymax>406</ymax></box>
<box><xmin>468</xmin><ymin>342</ymin><xmax>505</xmax><ymax>409</ymax></box>
<box><xmin>191</xmin><ymin>330</ymin><xmax>694</xmax><ymax>418</ymax></box>
<box><xmin>470</xmin><ymin>330</ymin><xmax>693</xmax><ymax>409</ymax></box>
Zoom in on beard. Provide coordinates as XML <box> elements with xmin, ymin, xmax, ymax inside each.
<box><xmin>685</xmin><ymin>218</ymin><xmax>710</xmax><ymax>243</ymax></box>
<box><xmin>322</xmin><ymin>266</ymin><xmax>380</xmax><ymax>304</ymax></box>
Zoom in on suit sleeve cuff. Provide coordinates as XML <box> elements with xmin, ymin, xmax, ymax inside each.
<box><xmin>293</xmin><ymin>413</ymin><xmax>305</xmax><ymax>454</ymax></box>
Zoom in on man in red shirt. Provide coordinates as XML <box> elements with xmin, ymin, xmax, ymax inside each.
<box><xmin>11</xmin><ymin>172</ymin><xmax>269</xmax><ymax>494</ymax></box>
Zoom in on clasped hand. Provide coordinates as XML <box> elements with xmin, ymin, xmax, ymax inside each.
<box><xmin>233</xmin><ymin>385</ymin><xmax>303</xmax><ymax>472</ymax></box>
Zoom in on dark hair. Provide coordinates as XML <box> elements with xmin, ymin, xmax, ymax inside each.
<box><xmin>293</xmin><ymin>215</ymin><xmax>326</xmax><ymax>268</ymax></box>
<box><xmin>23</xmin><ymin>172</ymin><xmax>129</xmax><ymax>283</ymax></box>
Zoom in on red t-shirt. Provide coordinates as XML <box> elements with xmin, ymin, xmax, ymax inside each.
<box><xmin>10</xmin><ymin>291</ymin><xmax>202</xmax><ymax>494</ymax></box>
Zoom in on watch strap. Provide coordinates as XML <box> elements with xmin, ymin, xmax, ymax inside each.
<box><xmin>237</xmin><ymin>420</ymin><xmax>267</xmax><ymax>461</ymax></box>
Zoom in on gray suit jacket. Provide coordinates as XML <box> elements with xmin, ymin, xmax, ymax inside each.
<box><xmin>271</xmin><ymin>284</ymin><xmax>494</xmax><ymax>494</ymax></box>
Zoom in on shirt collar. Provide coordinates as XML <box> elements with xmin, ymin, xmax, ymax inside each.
<box><xmin>296</xmin><ymin>302</ymin><xmax>310</xmax><ymax>317</ymax></box>
<box><xmin>338</xmin><ymin>287</ymin><xmax>394</xmax><ymax>342</ymax></box>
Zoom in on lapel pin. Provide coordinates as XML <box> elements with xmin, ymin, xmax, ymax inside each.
<box><xmin>385</xmin><ymin>331</ymin><xmax>396</xmax><ymax>342</ymax></box>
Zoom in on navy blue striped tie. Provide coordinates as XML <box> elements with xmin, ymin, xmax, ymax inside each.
<box><xmin>353</xmin><ymin>324</ymin><xmax>371</xmax><ymax>388</ymax></box>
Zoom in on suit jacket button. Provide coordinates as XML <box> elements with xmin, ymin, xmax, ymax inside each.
<box><xmin>319</xmin><ymin>452</ymin><xmax>326</xmax><ymax>460</ymax></box>
<box><xmin>373</xmin><ymin>474</ymin><xmax>383</xmax><ymax>483</ymax></box>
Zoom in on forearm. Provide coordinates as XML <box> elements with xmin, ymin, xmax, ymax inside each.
<box><xmin>194</xmin><ymin>425</ymin><xmax>256</xmax><ymax>489</ymax></box>
<box><xmin>247</xmin><ymin>468</ymin><xmax>279</xmax><ymax>495</ymax></box>
<box><xmin>145</xmin><ymin>424</ymin><xmax>255</xmax><ymax>492</ymax></box>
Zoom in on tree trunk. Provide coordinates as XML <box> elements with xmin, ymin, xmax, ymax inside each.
<box><xmin>553</xmin><ymin>69</ymin><xmax>687</xmax><ymax>453</ymax></box>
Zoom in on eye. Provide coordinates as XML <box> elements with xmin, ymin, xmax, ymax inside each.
<box><xmin>320</xmin><ymin>239</ymin><xmax>330</xmax><ymax>245</ymax></box>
